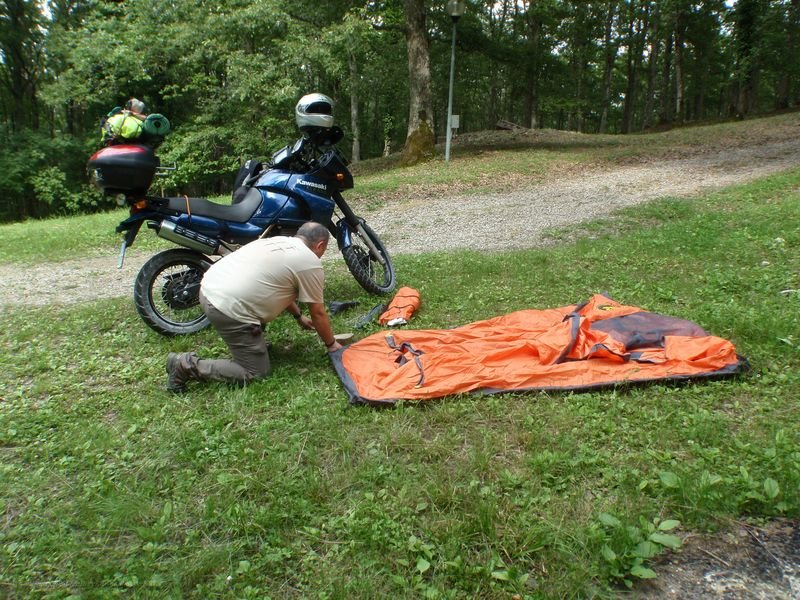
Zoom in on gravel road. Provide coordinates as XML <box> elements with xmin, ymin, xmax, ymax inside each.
<box><xmin>2</xmin><ymin>122</ymin><xmax>800</xmax><ymax>309</ymax></box>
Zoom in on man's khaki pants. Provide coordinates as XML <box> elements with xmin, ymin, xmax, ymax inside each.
<box><xmin>175</xmin><ymin>291</ymin><xmax>271</xmax><ymax>386</ymax></box>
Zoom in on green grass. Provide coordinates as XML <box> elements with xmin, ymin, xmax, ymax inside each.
<box><xmin>0</xmin><ymin>208</ymin><xmax>171</xmax><ymax>265</ymax></box>
<box><xmin>1</xmin><ymin>167</ymin><xmax>799</xmax><ymax>597</ymax></box>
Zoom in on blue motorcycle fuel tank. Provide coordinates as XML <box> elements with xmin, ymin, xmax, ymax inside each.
<box><xmin>249</xmin><ymin>169</ymin><xmax>336</xmax><ymax>229</ymax></box>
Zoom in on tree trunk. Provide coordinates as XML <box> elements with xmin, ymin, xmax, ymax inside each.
<box><xmin>348</xmin><ymin>52</ymin><xmax>361</xmax><ymax>164</ymax></box>
<box><xmin>401</xmin><ymin>0</ymin><xmax>435</xmax><ymax>166</ymax></box>
<box><xmin>621</xmin><ymin>1</ymin><xmax>648</xmax><ymax>134</ymax></box>
<box><xmin>523</xmin><ymin>1</ymin><xmax>541</xmax><ymax>129</ymax></box>
<box><xmin>599</xmin><ymin>0</ymin><xmax>619</xmax><ymax>133</ymax></box>
<box><xmin>734</xmin><ymin>0</ymin><xmax>763</xmax><ymax>117</ymax></box>
<box><xmin>660</xmin><ymin>30</ymin><xmax>674</xmax><ymax>125</ymax></box>
<box><xmin>776</xmin><ymin>0</ymin><xmax>800</xmax><ymax>109</ymax></box>
<box><xmin>674</xmin><ymin>14</ymin><xmax>685</xmax><ymax>124</ymax></box>
<box><xmin>567</xmin><ymin>3</ymin><xmax>587</xmax><ymax>133</ymax></box>
<box><xmin>642</xmin><ymin>5</ymin><xmax>660</xmax><ymax>130</ymax></box>
<box><xmin>0</xmin><ymin>0</ymin><xmax>42</xmax><ymax>132</ymax></box>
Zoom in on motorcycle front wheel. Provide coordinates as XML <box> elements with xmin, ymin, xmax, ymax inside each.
<box><xmin>133</xmin><ymin>249</ymin><xmax>212</xmax><ymax>336</ymax></box>
<box><xmin>340</xmin><ymin>221</ymin><xmax>396</xmax><ymax>295</ymax></box>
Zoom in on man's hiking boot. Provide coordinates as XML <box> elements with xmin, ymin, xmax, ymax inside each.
<box><xmin>166</xmin><ymin>352</ymin><xmax>189</xmax><ymax>393</ymax></box>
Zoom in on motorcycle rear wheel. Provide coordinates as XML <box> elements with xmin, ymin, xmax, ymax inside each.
<box><xmin>340</xmin><ymin>221</ymin><xmax>396</xmax><ymax>295</ymax></box>
<box><xmin>134</xmin><ymin>249</ymin><xmax>212</xmax><ymax>336</ymax></box>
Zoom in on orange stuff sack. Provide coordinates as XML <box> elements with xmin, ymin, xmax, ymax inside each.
<box><xmin>379</xmin><ymin>287</ymin><xmax>421</xmax><ymax>326</ymax></box>
<box><xmin>330</xmin><ymin>294</ymin><xmax>748</xmax><ymax>405</ymax></box>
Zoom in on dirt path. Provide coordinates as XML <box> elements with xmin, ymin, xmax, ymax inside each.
<box><xmin>2</xmin><ymin>122</ymin><xmax>800</xmax><ymax>309</ymax></box>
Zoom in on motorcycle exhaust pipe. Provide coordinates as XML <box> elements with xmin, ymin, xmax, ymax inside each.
<box><xmin>156</xmin><ymin>220</ymin><xmax>219</xmax><ymax>254</ymax></box>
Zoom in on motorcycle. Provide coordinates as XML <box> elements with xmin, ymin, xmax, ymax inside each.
<box><xmin>88</xmin><ymin>126</ymin><xmax>396</xmax><ymax>336</ymax></box>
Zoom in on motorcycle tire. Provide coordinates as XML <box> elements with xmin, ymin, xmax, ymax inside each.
<box><xmin>340</xmin><ymin>221</ymin><xmax>396</xmax><ymax>295</ymax></box>
<box><xmin>133</xmin><ymin>249</ymin><xmax>212</xmax><ymax>336</ymax></box>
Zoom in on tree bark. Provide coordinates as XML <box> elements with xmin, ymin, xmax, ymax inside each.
<box><xmin>642</xmin><ymin>4</ymin><xmax>660</xmax><ymax>130</ymax></box>
<box><xmin>674</xmin><ymin>21</ymin><xmax>684</xmax><ymax>123</ymax></box>
<box><xmin>348</xmin><ymin>52</ymin><xmax>361</xmax><ymax>164</ymax></box>
<box><xmin>567</xmin><ymin>3</ymin><xmax>589</xmax><ymax>133</ymax></box>
<box><xmin>401</xmin><ymin>0</ymin><xmax>435</xmax><ymax>166</ymax></box>
<box><xmin>523</xmin><ymin>2</ymin><xmax>541</xmax><ymax>129</ymax></box>
<box><xmin>734</xmin><ymin>0</ymin><xmax>762</xmax><ymax>117</ymax></box>
<box><xmin>621</xmin><ymin>0</ymin><xmax>648</xmax><ymax>134</ymax></box>
<box><xmin>776</xmin><ymin>0</ymin><xmax>800</xmax><ymax>109</ymax></box>
<box><xmin>660</xmin><ymin>28</ymin><xmax>674</xmax><ymax>125</ymax></box>
<box><xmin>599</xmin><ymin>0</ymin><xmax>619</xmax><ymax>133</ymax></box>
<box><xmin>0</xmin><ymin>0</ymin><xmax>42</xmax><ymax>131</ymax></box>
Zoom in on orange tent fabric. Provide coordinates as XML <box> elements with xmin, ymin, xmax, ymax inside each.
<box><xmin>379</xmin><ymin>287</ymin><xmax>421</xmax><ymax>326</ymax></box>
<box><xmin>330</xmin><ymin>294</ymin><xmax>747</xmax><ymax>405</ymax></box>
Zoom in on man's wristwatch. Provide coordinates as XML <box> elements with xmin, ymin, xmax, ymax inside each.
<box><xmin>293</xmin><ymin>312</ymin><xmax>302</xmax><ymax>320</ymax></box>
<box><xmin>325</xmin><ymin>339</ymin><xmax>337</xmax><ymax>348</ymax></box>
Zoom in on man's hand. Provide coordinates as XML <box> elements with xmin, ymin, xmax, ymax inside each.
<box><xmin>297</xmin><ymin>315</ymin><xmax>315</xmax><ymax>331</ymax></box>
<box><xmin>307</xmin><ymin>301</ymin><xmax>340</xmax><ymax>352</ymax></box>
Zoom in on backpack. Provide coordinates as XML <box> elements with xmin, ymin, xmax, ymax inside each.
<box><xmin>101</xmin><ymin>110</ymin><xmax>144</xmax><ymax>144</ymax></box>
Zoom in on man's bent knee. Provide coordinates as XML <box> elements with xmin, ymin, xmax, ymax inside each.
<box><xmin>247</xmin><ymin>362</ymin><xmax>272</xmax><ymax>381</ymax></box>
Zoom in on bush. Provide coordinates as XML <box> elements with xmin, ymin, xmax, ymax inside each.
<box><xmin>0</xmin><ymin>129</ymin><xmax>106</xmax><ymax>222</ymax></box>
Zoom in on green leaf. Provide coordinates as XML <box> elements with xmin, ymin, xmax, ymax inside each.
<box><xmin>237</xmin><ymin>560</ymin><xmax>251</xmax><ymax>574</ymax></box>
<box><xmin>599</xmin><ymin>512</ymin><xmax>622</xmax><ymax>528</ymax></box>
<box><xmin>416</xmin><ymin>557</ymin><xmax>431</xmax><ymax>574</ymax></box>
<box><xmin>601</xmin><ymin>545</ymin><xmax>617</xmax><ymax>563</ymax></box>
<box><xmin>764</xmin><ymin>478</ymin><xmax>780</xmax><ymax>499</ymax></box>
<box><xmin>659</xmin><ymin>471</ymin><xmax>680</xmax><ymax>488</ymax></box>
<box><xmin>658</xmin><ymin>519</ymin><xmax>681</xmax><ymax>531</ymax></box>
<box><xmin>158</xmin><ymin>501</ymin><xmax>173</xmax><ymax>525</ymax></box>
<box><xmin>633</xmin><ymin>541</ymin><xmax>661</xmax><ymax>558</ymax></box>
<box><xmin>649</xmin><ymin>533</ymin><xmax>682</xmax><ymax>549</ymax></box>
<box><xmin>630</xmin><ymin>565</ymin><xmax>657</xmax><ymax>579</ymax></box>
<box><xmin>491</xmin><ymin>570</ymin><xmax>510</xmax><ymax>581</ymax></box>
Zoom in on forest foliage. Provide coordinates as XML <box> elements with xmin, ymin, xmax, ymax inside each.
<box><xmin>1</xmin><ymin>0</ymin><xmax>798</xmax><ymax>222</ymax></box>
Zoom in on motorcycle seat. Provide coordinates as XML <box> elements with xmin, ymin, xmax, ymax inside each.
<box><xmin>165</xmin><ymin>187</ymin><xmax>262</xmax><ymax>223</ymax></box>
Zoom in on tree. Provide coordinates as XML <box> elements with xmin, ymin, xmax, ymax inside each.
<box><xmin>620</xmin><ymin>0</ymin><xmax>650</xmax><ymax>133</ymax></box>
<box><xmin>732</xmin><ymin>0</ymin><xmax>768</xmax><ymax>117</ymax></box>
<box><xmin>599</xmin><ymin>0</ymin><xmax>620</xmax><ymax>133</ymax></box>
<box><xmin>2</xmin><ymin>0</ymin><xmax>800</xmax><ymax>222</ymax></box>
<box><xmin>400</xmin><ymin>0</ymin><xmax>435</xmax><ymax>165</ymax></box>
<box><xmin>0</xmin><ymin>0</ymin><xmax>44</xmax><ymax>132</ymax></box>
<box><xmin>766</xmin><ymin>0</ymin><xmax>800</xmax><ymax>109</ymax></box>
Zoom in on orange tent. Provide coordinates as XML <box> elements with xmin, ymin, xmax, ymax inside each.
<box><xmin>330</xmin><ymin>294</ymin><xmax>747</xmax><ymax>405</ymax></box>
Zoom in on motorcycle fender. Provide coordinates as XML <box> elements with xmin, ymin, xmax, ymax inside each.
<box><xmin>336</xmin><ymin>219</ymin><xmax>353</xmax><ymax>250</ymax></box>
<box><xmin>115</xmin><ymin>213</ymin><xmax>152</xmax><ymax>245</ymax></box>
<box><xmin>115</xmin><ymin>210</ymin><xmax>157</xmax><ymax>235</ymax></box>
<box><xmin>116</xmin><ymin>218</ymin><xmax>145</xmax><ymax>268</ymax></box>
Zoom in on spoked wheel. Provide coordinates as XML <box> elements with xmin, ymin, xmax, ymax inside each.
<box><xmin>133</xmin><ymin>249</ymin><xmax>212</xmax><ymax>336</ymax></box>
<box><xmin>340</xmin><ymin>220</ymin><xmax>396</xmax><ymax>295</ymax></box>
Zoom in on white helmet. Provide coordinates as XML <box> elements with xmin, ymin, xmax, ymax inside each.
<box><xmin>125</xmin><ymin>97</ymin><xmax>148</xmax><ymax>115</ymax></box>
<box><xmin>295</xmin><ymin>93</ymin><xmax>334</xmax><ymax>130</ymax></box>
